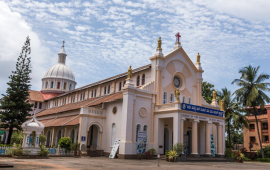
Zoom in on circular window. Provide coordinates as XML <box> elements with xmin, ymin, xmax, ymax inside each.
<box><xmin>173</xmin><ymin>76</ymin><xmax>181</xmax><ymax>88</ymax></box>
<box><xmin>112</xmin><ymin>106</ymin><xmax>117</xmax><ymax>114</ymax></box>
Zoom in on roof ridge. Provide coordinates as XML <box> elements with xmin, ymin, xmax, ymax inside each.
<box><xmin>62</xmin><ymin>115</ymin><xmax>79</xmax><ymax>126</ymax></box>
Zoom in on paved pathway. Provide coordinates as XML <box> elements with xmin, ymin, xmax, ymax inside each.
<box><xmin>0</xmin><ymin>157</ymin><xmax>269</xmax><ymax>170</ymax></box>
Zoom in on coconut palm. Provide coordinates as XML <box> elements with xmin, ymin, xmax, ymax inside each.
<box><xmin>232</xmin><ymin>65</ymin><xmax>270</xmax><ymax>158</ymax></box>
<box><xmin>218</xmin><ymin>87</ymin><xmax>249</xmax><ymax>149</ymax></box>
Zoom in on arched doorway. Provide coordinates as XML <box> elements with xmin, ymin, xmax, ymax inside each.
<box><xmin>164</xmin><ymin>127</ymin><xmax>169</xmax><ymax>154</ymax></box>
<box><xmin>187</xmin><ymin>130</ymin><xmax>192</xmax><ymax>155</ymax></box>
<box><xmin>87</xmin><ymin>125</ymin><xmax>99</xmax><ymax>150</ymax></box>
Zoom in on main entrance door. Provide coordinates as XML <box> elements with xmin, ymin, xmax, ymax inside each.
<box><xmin>164</xmin><ymin>128</ymin><xmax>169</xmax><ymax>154</ymax></box>
<box><xmin>87</xmin><ymin>125</ymin><xmax>99</xmax><ymax>150</ymax></box>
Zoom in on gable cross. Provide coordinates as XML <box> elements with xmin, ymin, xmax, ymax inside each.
<box><xmin>175</xmin><ymin>32</ymin><xmax>181</xmax><ymax>42</ymax></box>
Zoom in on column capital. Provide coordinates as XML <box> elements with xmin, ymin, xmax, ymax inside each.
<box><xmin>192</xmin><ymin>119</ymin><xmax>200</xmax><ymax>123</ymax></box>
<box><xmin>180</xmin><ymin>118</ymin><xmax>186</xmax><ymax>121</ymax></box>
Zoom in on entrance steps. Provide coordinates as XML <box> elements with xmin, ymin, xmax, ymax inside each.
<box><xmin>87</xmin><ymin>150</ymin><xmax>104</xmax><ymax>157</ymax></box>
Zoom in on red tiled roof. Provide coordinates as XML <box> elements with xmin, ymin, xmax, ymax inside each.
<box><xmin>36</xmin><ymin>92</ymin><xmax>123</xmax><ymax>118</ymax></box>
<box><xmin>40</xmin><ymin>92</ymin><xmax>62</xmax><ymax>100</ymax></box>
<box><xmin>29</xmin><ymin>90</ymin><xmax>44</xmax><ymax>102</ymax></box>
<box><xmin>64</xmin><ymin>116</ymin><xmax>80</xmax><ymax>126</ymax></box>
<box><xmin>44</xmin><ymin>115</ymin><xmax>78</xmax><ymax>127</ymax></box>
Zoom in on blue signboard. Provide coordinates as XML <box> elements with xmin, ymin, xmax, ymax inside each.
<box><xmin>81</xmin><ymin>136</ymin><xmax>86</xmax><ymax>141</ymax></box>
<box><xmin>181</xmin><ymin>103</ymin><xmax>223</xmax><ymax>117</ymax></box>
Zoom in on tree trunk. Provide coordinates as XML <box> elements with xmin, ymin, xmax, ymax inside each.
<box><xmin>228</xmin><ymin>121</ymin><xmax>231</xmax><ymax>149</ymax></box>
<box><xmin>253</xmin><ymin>106</ymin><xmax>264</xmax><ymax>158</ymax></box>
<box><xmin>7</xmin><ymin>127</ymin><xmax>13</xmax><ymax>144</ymax></box>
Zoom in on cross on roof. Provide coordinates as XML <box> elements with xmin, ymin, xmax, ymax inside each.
<box><xmin>175</xmin><ymin>32</ymin><xmax>181</xmax><ymax>42</ymax></box>
<box><xmin>62</xmin><ymin>40</ymin><xmax>65</xmax><ymax>47</ymax></box>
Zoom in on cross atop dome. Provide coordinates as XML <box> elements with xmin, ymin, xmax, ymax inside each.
<box><xmin>62</xmin><ymin>40</ymin><xmax>65</xmax><ymax>47</ymax></box>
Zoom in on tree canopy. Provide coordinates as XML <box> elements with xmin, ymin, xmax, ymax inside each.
<box><xmin>202</xmin><ymin>81</ymin><xmax>215</xmax><ymax>104</ymax></box>
<box><xmin>0</xmin><ymin>36</ymin><xmax>33</xmax><ymax>144</ymax></box>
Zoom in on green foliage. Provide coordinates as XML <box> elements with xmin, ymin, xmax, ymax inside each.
<box><xmin>257</xmin><ymin>158</ymin><xmax>270</xmax><ymax>162</ymax></box>
<box><xmin>168</xmin><ymin>150</ymin><xmax>178</xmax><ymax>160</ymax></box>
<box><xmin>165</xmin><ymin>150</ymin><xmax>169</xmax><ymax>158</ymax></box>
<box><xmin>257</xmin><ymin>145</ymin><xmax>270</xmax><ymax>158</ymax></box>
<box><xmin>71</xmin><ymin>141</ymin><xmax>80</xmax><ymax>152</ymax></box>
<box><xmin>243</xmin><ymin>157</ymin><xmax>251</xmax><ymax>161</ymax></box>
<box><xmin>148</xmin><ymin>148</ymin><xmax>156</xmax><ymax>155</ymax></box>
<box><xmin>39</xmin><ymin>135</ymin><xmax>46</xmax><ymax>144</ymax></box>
<box><xmin>225</xmin><ymin>148</ymin><xmax>232</xmax><ymax>158</ymax></box>
<box><xmin>172</xmin><ymin>143</ymin><xmax>184</xmax><ymax>156</ymax></box>
<box><xmin>38</xmin><ymin>145</ymin><xmax>49</xmax><ymax>157</ymax></box>
<box><xmin>12</xmin><ymin>148</ymin><xmax>24</xmax><ymax>156</ymax></box>
<box><xmin>232</xmin><ymin>65</ymin><xmax>270</xmax><ymax>158</ymax></box>
<box><xmin>58</xmin><ymin>137</ymin><xmax>71</xmax><ymax>151</ymax></box>
<box><xmin>235</xmin><ymin>150</ymin><xmax>245</xmax><ymax>160</ymax></box>
<box><xmin>11</xmin><ymin>131</ymin><xmax>23</xmax><ymax>144</ymax></box>
<box><xmin>202</xmin><ymin>81</ymin><xmax>214</xmax><ymax>104</ymax></box>
<box><xmin>0</xmin><ymin>36</ymin><xmax>33</xmax><ymax>144</ymax></box>
<box><xmin>0</xmin><ymin>144</ymin><xmax>13</xmax><ymax>147</ymax></box>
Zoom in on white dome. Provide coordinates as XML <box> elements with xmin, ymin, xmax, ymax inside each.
<box><xmin>28</xmin><ymin>122</ymin><xmax>39</xmax><ymax>127</ymax></box>
<box><xmin>44</xmin><ymin>63</ymin><xmax>75</xmax><ymax>81</ymax></box>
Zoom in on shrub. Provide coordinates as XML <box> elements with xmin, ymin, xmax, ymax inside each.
<box><xmin>148</xmin><ymin>148</ymin><xmax>156</xmax><ymax>155</ymax></box>
<box><xmin>172</xmin><ymin>143</ymin><xmax>184</xmax><ymax>156</ymax></box>
<box><xmin>11</xmin><ymin>131</ymin><xmax>23</xmax><ymax>144</ymax></box>
<box><xmin>235</xmin><ymin>150</ymin><xmax>245</xmax><ymax>160</ymax></box>
<box><xmin>58</xmin><ymin>137</ymin><xmax>71</xmax><ymax>152</ymax></box>
<box><xmin>71</xmin><ymin>142</ymin><xmax>80</xmax><ymax>152</ymax></box>
<box><xmin>225</xmin><ymin>148</ymin><xmax>232</xmax><ymax>158</ymax></box>
<box><xmin>257</xmin><ymin>158</ymin><xmax>270</xmax><ymax>162</ymax></box>
<box><xmin>12</xmin><ymin>148</ymin><xmax>24</xmax><ymax>156</ymax></box>
<box><xmin>257</xmin><ymin>145</ymin><xmax>270</xmax><ymax>158</ymax></box>
<box><xmin>39</xmin><ymin>135</ymin><xmax>46</xmax><ymax>145</ymax></box>
<box><xmin>168</xmin><ymin>150</ymin><xmax>178</xmax><ymax>160</ymax></box>
<box><xmin>249</xmin><ymin>152</ymin><xmax>258</xmax><ymax>160</ymax></box>
<box><xmin>38</xmin><ymin>145</ymin><xmax>49</xmax><ymax>157</ymax></box>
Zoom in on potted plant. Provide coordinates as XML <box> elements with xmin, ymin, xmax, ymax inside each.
<box><xmin>145</xmin><ymin>150</ymin><xmax>151</xmax><ymax>159</ymax></box>
<box><xmin>168</xmin><ymin>150</ymin><xmax>177</xmax><ymax>162</ymax></box>
<box><xmin>235</xmin><ymin>150</ymin><xmax>245</xmax><ymax>163</ymax></box>
<box><xmin>165</xmin><ymin>150</ymin><xmax>169</xmax><ymax>161</ymax></box>
<box><xmin>137</xmin><ymin>155</ymin><xmax>142</xmax><ymax>160</ymax></box>
<box><xmin>71</xmin><ymin>142</ymin><xmax>80</xmax><ymax>157</ymax></box>
<box><xmin>172</xmin><ymin>143</ymin><xmax>184</xmax><ymax>157</ymax></box>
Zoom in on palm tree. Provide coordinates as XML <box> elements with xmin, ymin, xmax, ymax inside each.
<box><xmin>232</xmin><ymin>65</ymin><xmax>270</xmax><ymax>158</ymax></box>
<box><xmin>218</xmin><ymin>87</ymin><xmax>249</xmax><ymax>149</ymax></box>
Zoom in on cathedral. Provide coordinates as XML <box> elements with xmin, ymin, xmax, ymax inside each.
<box><xmin>7</xmin><ymin>34</ymin><xmax>226</xmax><ymax>158</ymax></box>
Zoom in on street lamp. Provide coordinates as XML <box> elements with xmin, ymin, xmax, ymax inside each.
<box><xmin>157</xmin><ymin>154</ymin><xmax>160</xmax><ymax>167</ymax></box>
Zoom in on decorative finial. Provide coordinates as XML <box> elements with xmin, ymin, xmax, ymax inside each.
<box><xmin>212</xmin><ymin>89</ymin><xmax>217</xmax><ymax>100</ymax></box>
<box><xmin>157</xmin><ymin>37</ymin><xmax>162</xmax><ymax>50</ymax></box>
<box><xmin>62</xmin><ymin>40</ymin><xmax>65</xmax><ymax>47</ymax></box>
<box><xmin>219</xmin><ymin>100</ymin><xmax>224</xmax><ymax>111</ymax></box>
<box><xmin>175</xmin><ymin>32</ymin><xmax>181</xmax><ymax>43</ymax></box>
<box><xmin>175</xmin><ymin>89</ymin><xmax>180</xmax><ymax>103</ymax></box>
<box><xmin>196</xmin><ymin>53</ymin><xmax>200</xmax><ymax>63</ymax></box>
<box><xmin>127</xmin><ymin>66</ymin><xmax>132</xmax><ymax>80</ymax></box>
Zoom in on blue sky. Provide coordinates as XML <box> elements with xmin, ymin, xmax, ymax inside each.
<box><xmin>0</xmin><ymin>0</ymin><xmax>270</xmax><ymax>96</ymax></box>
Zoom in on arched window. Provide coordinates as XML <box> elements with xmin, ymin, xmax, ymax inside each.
<box><xmin>63</xmin><ymin>83</ymin><xmax>66</xmax><ymax>90</ymax></box>
<box><xmin>57</xmin><ymin>82</ymin><xmax>60</xmax><ymax>89</ymax></box>
<box><xmin>137</xmin><ymin>75</ymin><xmax>140</xmax><ymax>86</ymax></box>
<box><xmin>108</xmin><ymin>85</ymin><xmax>110</xmax><ymax>94</ymax></box>
<box><xmin>182</xmin><ymin>96</ymin><xmax>186</xmax><ymax>103</ymax></box>
<box><xmin>83</xmin><ymin>92</ymin><xmax>85</xmax><ymax>100</ymax></box>
<box><xmin>119</xmin><ymin>82</ymin><xmax>122</xmax><ymax>91</ymax></box>
<box><xmin>170</xmin><ymin>93</ymin><xmax>174</xmax><ymax>103</ymax></box>
<box><xmin>104</xmin><ymin>86</ymin><xmax>107</xmax><ymax>95</ymax></box>
<box><xmin>95</xmin><ymin>89</ymin><xmax>97</xmax><ymax>97</ymax></box>
<box><xmin>143</xmin><ymin>125</ymin><xmax>148</xmax><ymax>143</ymax></box>
<box><xmin>51</xmin><ymin>82</ymin><xmax>54</xmax><ymax>88</ymax></box>
<box><xmin>163</xmin><ymin>92</ymin><xmax>168</xmax><ymax>104</ymax></box>
<box><xmin>189</xmin><ymin>97</ymin><xmax>192</xmax><ymax>104</ymax></box>
<box><xmin>45</xmin><ymin>82</ymin><xmax>48</xmax><ymax>88</ymax></box>
<box><xmin>142</xmin><ymin>74</ymin><xmax>145</xmax><ymax>85</ymax></box>
<box><xmin>69</xmin><ymin>84</ymin><xmax>72</xmax><ymax>90</ymax></box>
<box><xmin>111</xmin><ymin>123</ymin><xmax>116</xmax><ymax>146</ymax></box>
<box><xmin>39</xmin><ymin>102</ymin><xmax>42</xmax><ymax>109</ymax></box>
<box><xmin>136</xmin><ymin>124</ymin><xmax>141</xmax><ymax>142</ymax></box>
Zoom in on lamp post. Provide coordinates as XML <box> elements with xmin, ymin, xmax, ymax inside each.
<box><xmin>157</xmin><ymin>154</ymin><xmax>160</xmax><ymax>167</ymax></box>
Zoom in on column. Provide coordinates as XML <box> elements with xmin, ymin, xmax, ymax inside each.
<box><xmin>23</xmin><ymin>132</ymin><xmax>31</xmax><ymax>148</ymax></box>
<box><xmin>205</xmin><ymin>122</ymin><xmax>211</xmax><ymax>156</ymax></box>
<box><xmin>173</xmin><ymin>113</ymin><xmax>180</xmax><ymax>144</ymax></box>
<box><xmin>35</xmin><ymin>132</ymin><xmax>41</xmax><ymax>148</ymax></box>
<box><xmin>217</xmin><ymin>124</ymin><xmax>224</xmax><ymax>156</ymax></box>
<box><xmin>180</xmin><ymin>118</ymin><xmax>185</xmax><ymax>144</ymax></box>
<box><xmin>191</xmin><ymin>120</ymin><xmax>199</xmax><ymax>157</ymax></box>
<box><xmin>98</xmin><ymin>131</ymin><xmax>102</xmax><ymax>149</ymax></box>
<box><xmin>50</xmin><ymin>127</ymin><xmax>56</xmax><ymax>147</ymax></box>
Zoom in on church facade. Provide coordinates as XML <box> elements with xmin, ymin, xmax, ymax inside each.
<box><xmin>14</xmin><ymin>35</ymin><xmax>225</xmax><ymax>158</ymax></box>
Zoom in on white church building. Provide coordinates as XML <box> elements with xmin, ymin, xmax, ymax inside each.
<box><xmin>13</xmin><ymin>34</ymin><xmax>225</xmax><ymax>158</ymax></box>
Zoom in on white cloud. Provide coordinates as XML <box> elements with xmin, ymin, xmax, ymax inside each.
<box><xmin>0</xmin><ymin>1</ymin><xmax>51</xmax><ymax>95</ymax></box>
